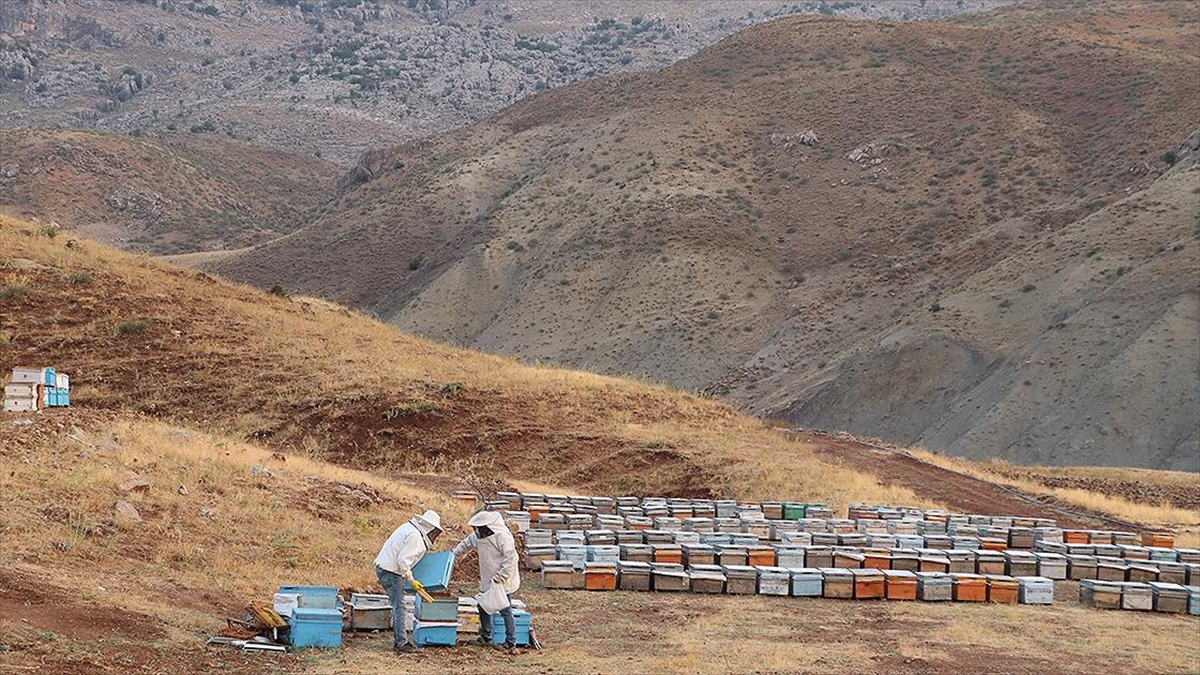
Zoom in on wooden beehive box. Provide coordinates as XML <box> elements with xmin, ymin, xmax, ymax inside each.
<box><xmin>722</xmin><ymin>565</ymin><xmax>758</xmax><ymax>595</ymax></box>
<box><xmin>919</xmin><ymin>556</ymin><xmax>950</xmax><ymax>574</ymax></box>
<box><xmin>852</xmin><ymin>569</ymin><xmax>885</xmax><ymax>600</ymax></box>
<box><xmin>1157</xmin><ymin>562</ymin><xmax>1186</xmax><ymax>585</ymax></box>
<box><xmin>757</xmin><ymin>567</ymin><xmax>791</xmax><ymax>596</ymax></box>
<box><xmin>1149</xmin><ymin>582</ymin><xmax>1188</xmax><ymax>614</ymax></box>
<box><xmin>952</xmin><ymin>574</ymin><xmax>987</xmax><ymax>602</ymax></box>
<box><xmin>890</xmin><ymin>551</ymin><xmax>920</xmax><ymax>573</ymax></box>
<box><xmin>688</xmin><ymin>564</ymin><xmax>726</xmax><ymax>594</ymax></box>
<box><xmin>985</xmin><ymin>575</ymin><xmax>1019</xmax><ymax>604</ymax></box>
<box><xmin>584</xmin><ymin>562</ymin><xmax>618</xmax><ymax>591</ymax></box>
<box><xmin>1096</xmin><ymin>559</ymin><xmax>1129</xmax><ymax>582</ymax></box>
<box><xmin>834</xmin><ymin>551</ymin><xmax>865</xmax><ymax>569</ymax></box>
<box><xmin>716</xmin><ymin>545</ymin><xmax>748</xmax><ymax>567</ymax></box>
<box><xmin>651</xmin><ymin>563</ymin><xmax>689</xmax><ymax>592</ymax></box>
<box><xmin>863</xmin><ymin>551</ymin><xmax>891</xmax><ymax>571</ymax></box>
<box><xmin>916</xmin><ymin>573</ymin><xmax>952</xmax><ymax>602</ymax></box>
<box><xmin>975</xmin><ymin>551</ymin><xmax>1005</xmax><ymax>576</ymax></box>
<box><xmin>1121</xmin><ymin>583</ymin><xmax>1153</xmax><ymax>611</ymax></box>
<box><xmin>1033</xmin><ymin>552</ymin><xmax>1067</xmax><ymax>580</ymax></box>
<box><xmin>1142</xmin><ymin>532</ymin><xmax>1175</xmax><ymax>548</ymax></box>
<box><xmin>1126</xmin><ymin>563</ymin><xmax>1159</xmax><ymax>583</ymax></box>
<box><xmin>882</xmin><ymin>570</ymin><xmax>917</xmax><ymax>600</ymax></box>
<box><xmin>1004</xmin><ymin>551</ymin><xmax>1038</xmax><ymax>577</ymax></box>
<box><xmin>820</xmin><ymin>569</ymin><xmax>854</xmax><ymax>599</ymax></box>
<box><xmin>542</xmin><ymin>560</ymin><xmax>577</xmax><ymax>589</ymax></box>
<box><xmin>747</xmin><ymin>546</ymin><xmax>775</xmax><ymax>568</ymax></box>
<box><xmin>617</xmin><ymin>561</ymin><xmax>652</xmax><ymax>591</ymax></box>
<box><xmin>1080</xmin><ymin>580</ymin><xmax>1122</xmax><ymax>609</ymax></box>
<box><xmin>1067</xmin><ymin>555</ymin><xmax>1098</xmax><ymax>580</ymax></box>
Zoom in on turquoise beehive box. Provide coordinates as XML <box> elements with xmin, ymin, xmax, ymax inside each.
<box><xmin>406</xmin><ymin>552</ymin><xmax>455</xmax><ymax>592</ymax></box>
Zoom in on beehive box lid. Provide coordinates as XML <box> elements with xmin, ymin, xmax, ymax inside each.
<box><xmin>542</xmin><ymin>560</ymin><xmax>575</xmax><ymax>570</ymax></box>
<box><xmin>721</xmin><ymin>565</ymin><xmax>758</xmax><ymax>577</ymax></box>
<box><xmin>851</xmin><ymin>568</ymin><xmax>884</xmax><ymax>578</ymax></box>
<box><xmin>819</xmin><ymin>568</ymin><xmax>854</xmax><ymax>580</ymax></box>
<box><xmin>757</xmin><ymin>566</ymin><xmax>791</xmax><ymax>576</ymax></box>
<box><xmin>1149</xmin><ymin>582</ymin><xmax>1187</xmax><ymax>595</ymax></box>
<box><xmin>617</xmin><ymin>561</ymin><xmax>651</xmax><ymax>571</ymax></box>
<box><xmin>883</xmin><ymin>570</ymin><xmax>917</xmax><ymax>579</ymax></box>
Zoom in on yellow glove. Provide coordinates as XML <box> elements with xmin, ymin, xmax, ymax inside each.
<box><xmin>410</xmin><ymin>579</ymin><xmax>434</xmax><ymax>602</ymax></box>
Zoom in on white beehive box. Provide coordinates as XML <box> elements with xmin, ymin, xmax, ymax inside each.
<box><xmin>10</xmin><ymin>367</ymin><xmax>41</xmax><ymax>383</ymax></box>
<box><xmin>4</xmin><ymin>398</ymin><xmax>38</xmax><ymax>413</ymax></box>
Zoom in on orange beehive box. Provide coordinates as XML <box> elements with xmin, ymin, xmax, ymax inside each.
<box><xmin>952</xmin><ymin>574</ymin><xmax>987</xmax><ymax>602</ymax></box>
<box><xmin>852</xmin><ymin>569</ymin><xmax>885</xmax><ymax>599</ymax></box>
<box><xmin>747</xmin><ymin>548</ymin><xmax>775</xmax><ymax>567</ymax></box>
<box><xmin>864</xmin><ymin>553</ymin><xmax>891</xmax><ymax>570</ymax></box>
<box><xmin>1063</xmin><ymin>530</ymin><xmax>1089</xmax><ymax>544</ymax></box>
<box><xmin>653</xmin><ymin>546</ymin><xmax>683</xmax><ymax>565</ymax></box>
<box><xmin>1142</xmin><ymin>532</ymin><xmax>1175</xmax><ymax>548</ymax></box>
<box><xmin>985</xmin><ymin>575</ymin><xmax>1019</xmax><ymax>604</ymax></box>
<box><xmin>980</xmin><ymin>539</ymin><xmax>1008</xmax><ymax>551</ymax></box>
<box><xmin>527</xmin><ymin>505</ymin><xmax>550</xmax><ymax>522</ymax></box>
<box><xmin>584</xmin><ymin>565</ymin><xmax>617</xmax><ymax>591</ymax></box>
<box><xmin>883</xmin><ymin>570</ymin><xmax>917</xmax><ymax>600</ymax></box>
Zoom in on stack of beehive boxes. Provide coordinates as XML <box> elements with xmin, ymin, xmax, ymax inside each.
<box><xmin>4</xmin><ymin>367</ymin><xmax>70</xmax><ymax>412</ymax></box>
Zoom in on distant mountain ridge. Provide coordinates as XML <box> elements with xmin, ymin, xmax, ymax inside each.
<box><xmin>206</xmin><ymin>3</ymin><xmax>1200</xmax><ymax>469</ymax></box>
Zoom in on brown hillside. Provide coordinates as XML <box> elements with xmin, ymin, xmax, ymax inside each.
<box><xmin>0</xmin><ymin>214</ymin><xmax>927</xmax><ymax>508</ymax></box>
<box><xmin>0</xmin><ymin>128</ymin><xmax>338</xmax><ymax>253</ymax></box>
<box><xmin>206</xmin><ymin>3</ymin><xmax>1200</xmax><ymax>468</ymax></box>
<box><xmin>765</xmin><ymin>136</ymin><xmax>1200</xmax><ymax>470</ymax></box>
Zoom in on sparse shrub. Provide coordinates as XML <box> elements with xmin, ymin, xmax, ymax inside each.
<box><xmin>0</xmin><ymin>283</ymin><xmax>31</xmax><ymax>302</ymax></box>
<box><xmin>38</xmin><ymin>225</ymin><xmax>60</xmax><ymax>238</ymax></box>
<box><xmin>1163</xmin><ymin>150</ymin><xmax>1177</xmax><ymax>166</ymax></box>
<box><xmin>1020</xmin><ymin>283</ymin><xmax>1036</xmax><ymax>293</ymax></box>
<box><xmin>67</xmin><ymin>272</ymin><xmax>92</xmax><ymax>285</ymax></box>
<box><xmin>408</xmin><ymin>258</ymin><xmax>423</xmax><ymax>271</ymax></box>
<box><xmin>112</xmin><ymin>319</ymin><xmax>149</xmax><ymax>336</ymax></box>
<box><xmin>269</xmin><ymin>284</ymin><xmax>289</xmax><ymax>298</ymax></box>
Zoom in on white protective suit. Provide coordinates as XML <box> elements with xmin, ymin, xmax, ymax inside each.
<box><xmin>374</xmin><ymin>511</ymin><xmax>440</xmax><ymax>580</ymax></box>
<box><xmin>453</xmin><ymin>512</ymin><xmax>520</xmax><ymax>594</ymax></box>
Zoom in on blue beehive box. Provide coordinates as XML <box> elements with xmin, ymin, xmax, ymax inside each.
<box><xmin>414</xmin><ymin>594</ymin><xmax>458</xmax><ymax>621</ymax></box>
<box><xmin>790</xmin><ymin>568</ymin><xmax>823</xmax><ymax>597</ymax></box>
<box><xmin>279</xmin><ymin>585</ymin><xmax>340</xmax><ymax>609</ymax></box>
<box><xmin>41</xmin><ymin>368</ymin><xmax>56</xmax><ymax>386</ymax></box>
<box><xmin>406</xmin><ymin>552</ymin><xmax>455</xmax><ymax>592</ymax></box>
<box><xmin>289</xmin><ymin>607</ymin><xmax>343</xmax><ymax>648</ymax></box>
<box><xmin>490</xmin><ymin>610</ymin><xmax>531</xmax><ymax>646</ymax></box>
<box><xmin>412</xmin><ymin>620</ymin><xmax>458</xmax><ymax>646</ymax></box>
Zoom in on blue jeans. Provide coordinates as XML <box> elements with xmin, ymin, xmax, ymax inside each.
<box><xmin>478</xmin><ymin>593</ymin><xmax>515</xmax><ymax>647</ymax></box>
<box><xmin>375</xmin><ymin>565</ymin><xmax>412</xmax><ymax>648</ymax></box>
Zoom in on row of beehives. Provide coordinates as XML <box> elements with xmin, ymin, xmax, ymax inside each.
<box><xmin>516</xmin><ymin>523</ymin><xmax>1175</xmax><ymax>564</ymax></box>
<box><xmin>492</xmin><ymin>492</ymin><xmax>834</xmax><ymax>519</ymax></box>
<box><xmin>541</xmin><ymin>561</ymin><xmax>1059</xmax><ymax>605</ymax></box>
<box><xmin>523</xmin><ymin>541</ymin><xmax>1200</xmax><ymax>587</ymax></box>
<box><xmin>346</xmin><ymin>594</ymin><xmax>532</xmax><ymax>648</ymax></box>
<box><xmin>1035</xmin><ymin>539</ymin><xmax>1197</xmax><ymax>561</ymax></box>
<box><xmin>851</xmin><ymin>503</ymin><xmax>1180</xmax><ymax>549</ymax></box>
<box><xmin>1080</xmin><ymin>580</ymin><xmax>1200</xmax><ymax>615</ymax></box>
<box><xmin>4</xmin><ymin>366</ymin><xmax>70</xmax><ymax>413</ymax></box>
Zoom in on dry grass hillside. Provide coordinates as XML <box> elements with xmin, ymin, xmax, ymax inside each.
<box><xmin>0</xmin><ymin>213</ymin><xmax>928</xmax><ymax>509</ymax></box>
<box><xmin>207</xmin><ymin>1</ymin><xmax>1200</xmax><ymax>468</ymax></box>
<box><xmin>0</xmin><ymin>128</ymin><xmax>338</xmax><ymax>254</ymax></box>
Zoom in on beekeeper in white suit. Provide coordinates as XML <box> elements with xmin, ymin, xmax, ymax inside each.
<box><xmin>453</xmin><ymin>510</ymin><xmax>522</xmax><ymax>653</ymax></box>
<box><xmin>374</xmin><ymin>509</ymin><xmax>442</xmax><ymax>654</ymax></box>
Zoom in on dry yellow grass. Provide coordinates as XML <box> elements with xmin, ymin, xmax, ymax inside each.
<box><xmin>1</xmin><ymin>215</ymin><xmax>934</xmax><ymax>513</ymax></box>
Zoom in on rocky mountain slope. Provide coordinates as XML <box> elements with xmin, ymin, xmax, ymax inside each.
<box><xmin>205</xmin><ymin>2</ymin><xmax>1200</xmax><ymax>469</ymax></box>
<box><xmin>0</xmin><ymin>0</ymin><xmax>1011</xmax><ymax>165</ymax></box>
<box><xmin>0</xmin><ymin>128</ymin><xmax>338</xmax><ymax>252</ymax></box>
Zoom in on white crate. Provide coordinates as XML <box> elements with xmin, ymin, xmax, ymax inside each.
<box><xmin>4</xmin><ymin>398</ymin><xmax>38</xmax><ymax>413</ymax></box>
<box><xmin>10</xmin><ymin>367</ymin><xmax>41</xmax><ymax>383</ymax></box>
<box><xmin>4</xmin><ymin>383</ymin><xmax>37</xmax><ymax>398</ymax></box>
<box><xmin>56</xmin><ymin>373</ymin><xmax>69</xmax><ymax>389</ymax></box>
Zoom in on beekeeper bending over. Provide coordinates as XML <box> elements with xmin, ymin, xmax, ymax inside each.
<box><xmin>374</xmin><ymin>509</ymin><xmax>442</xmax><ymax>654</ymax></box>
<box><xmin>453</xmin><ymin>510</ymin><xmax>522</xmax><ymax>653</ymax></box>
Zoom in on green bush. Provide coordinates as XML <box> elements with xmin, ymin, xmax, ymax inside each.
<box><xmin>67</xmin><ymin>272</ymin><xmax>92</xmax><ymax>285</ymax></box>
<box><xmin>112</xmin><ymin>319</ymin><xmax>149</xmax><ymax>336</ymax></box>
